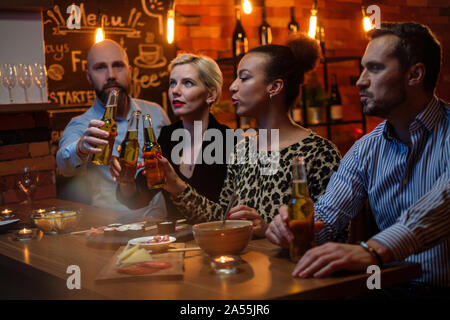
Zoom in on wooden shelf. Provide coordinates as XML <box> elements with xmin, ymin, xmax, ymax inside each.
<box><xmin>0</xmin><ymin>103</ymin><xmax>60</xmax><ymax>114</ymax></box>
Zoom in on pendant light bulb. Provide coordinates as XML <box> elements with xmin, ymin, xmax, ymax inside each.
<box><xmin>243</xmin><ymin>0</ymin><xmax>252</xmax><ymax>14</ymax></box>
<box><xmin>308</xmin><ymin>1</ymin><xmax>318</xmax><ymax>39</ymax></box>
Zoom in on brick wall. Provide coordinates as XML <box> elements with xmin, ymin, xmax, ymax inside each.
<box><xmin>0</xmin><ymin>113</ymin><xmax>56</xmax><ymax>205</ymax></box>
<box><xmin>175</xmin><ymin>0</ymin><xmax>450</xmax><ymax>152</ymax></box>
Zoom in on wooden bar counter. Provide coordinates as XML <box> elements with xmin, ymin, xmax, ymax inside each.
<box><xmin>0</xmin><ymin>199</ymin><xmax>421</xmax><ymax>300</ymax></box>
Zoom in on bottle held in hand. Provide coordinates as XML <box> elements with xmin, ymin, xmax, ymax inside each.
<box><xmin>92</xmin><ymin>89</ymin><xmax>119</xmax><ymax>165</ymax></box>
<box><xmin>142</xmin><ymin>114</ymin><xmax>165</xmax><ymax>189</ymax></box>
<box><xmin>117</xmin><ymin>111</ymin><xmax>140</xmax><ymax>184</ymax></box>
<box><xmin>288</xmin><ymin>157</ymin><xmax>314</xmax><ymax>262</ymax></box>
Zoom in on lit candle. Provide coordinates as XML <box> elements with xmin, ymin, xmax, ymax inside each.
<box><xmin>36</xmin><ymin>209</ymin><xmax>46</xmax><ymax>214</ymax></box>
<box><xmin>17</xmin><ymin>228</ymin><xmax>34</xmax><ymax>240</ymax></box>
<box><xmin>1</xmin><ymin>208</ymin><xmax>14</xmax><ymax>219</ymax></box>
<box><xmin>1</xmin><ymin>209</ymin><xmax>12</xmax><ymax>215</ymax></box>
<box><xmin>211</xmin><ymin>255</ymin><xmax>238</xmax><ymax>274</ymax></box>
<box><xmin>19</xmin><ymin>228</ymin><xmax>32</xmax><ymax>235</ymax></box>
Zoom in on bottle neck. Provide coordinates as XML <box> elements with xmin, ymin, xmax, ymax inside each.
<box><xmin>291</xmin><ymin>180</ymin><xmax>309</xmax><ymax>198</ymax></box>
<box><xmin>235</xmin><ymin>7</ymin><xmax>241</xmax><ymax>21</ymax></box>
<box><xmin>144</xmin><ymin>126</ymin><xmax>157</xmax><ymax>143</ymax></box>
<box><xmin>103</xmin><ymin>105</ymin><xmax>117</xmax><ymax>120</ymax></box>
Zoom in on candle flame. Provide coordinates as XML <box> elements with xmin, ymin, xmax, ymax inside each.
<box><xmin>216</xmin><ymin>255</ymin><xmax>234</xmax><ymax>263</ymax></box>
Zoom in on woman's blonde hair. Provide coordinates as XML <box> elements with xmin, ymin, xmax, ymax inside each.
<box><xmin>169</xmin><ymin>53</ymin><xmax>223</xmax><ymax>104</ymax></box>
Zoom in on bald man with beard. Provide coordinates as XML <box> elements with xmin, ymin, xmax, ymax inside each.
<box><xmin>56</xmin><ymin>40</ymin><xmax>170</xmax><ymax>219</ymax></box>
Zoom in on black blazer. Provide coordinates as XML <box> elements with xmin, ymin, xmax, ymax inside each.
<box><xmin>117</xmin><ymin>113</ymin><xmax>229</xmax><ymax>218</ymax></box>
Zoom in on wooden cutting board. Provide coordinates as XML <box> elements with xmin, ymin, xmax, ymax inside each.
<box><xmin>95</xmin><ymin>243</ymin><xmax>185</xmax><ymax>282</ymax></box>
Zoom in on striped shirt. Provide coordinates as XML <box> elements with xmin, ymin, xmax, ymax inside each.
<box><xmin>314</xmin><ymin>96</ymin><xmax>450</xmax><ymax>286</ymax></box>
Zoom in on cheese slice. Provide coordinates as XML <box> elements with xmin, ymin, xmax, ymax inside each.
<box><xmin>120</xmin><ymin>248</ymin><xmax>153</xmax><ymax>266</ymax></box>
<box><xmin>116</xmin><ymin>244</ymin><xmax>140</xmax><ymax>265</ymax></box>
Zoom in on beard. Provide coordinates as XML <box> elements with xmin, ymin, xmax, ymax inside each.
<box><xmin>95</xmin><ymin>81</ymin><xmax>129</xmax><ymax>106</ymax></box>
<box><xmin>361</xmin><ymin>87</ymin><xmax>407</xmax><ymax>119</ymax></box>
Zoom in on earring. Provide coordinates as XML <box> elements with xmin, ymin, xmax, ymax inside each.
<box><xmin>269</xmin><ymin>93</ymin><xmax>273</xmax><ymax>100</ymax></box>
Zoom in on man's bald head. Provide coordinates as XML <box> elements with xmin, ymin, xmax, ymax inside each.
<box><xmin>86</xmin><ymin>39</ymin><xmax>129</xmax><ymax>69</ymax></box>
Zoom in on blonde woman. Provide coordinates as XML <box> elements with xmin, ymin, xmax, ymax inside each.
<box><xmin>112</xmin><ymin>53</ymin><xmax>229</xmax><ymax>216</ymax></box>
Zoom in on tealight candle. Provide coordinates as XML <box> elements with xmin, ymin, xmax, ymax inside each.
<box><xmin>17</xmin><ymin>228</ymin><xmax>34</xmax><ymax>240</ymax></box>
<box><xmin>1</xmin><ymin>209</ymin><xmax>12</xmax><ymax>215</ymax></box>
<box><xmin>1</xmin><ymin>208</ymin><xmax>14</xmax><ymax>220</ymax></box>
<box><xmin>210</xmin><ymin>255</ymin><xmax>238</xmax><ymax>275</ymax></box>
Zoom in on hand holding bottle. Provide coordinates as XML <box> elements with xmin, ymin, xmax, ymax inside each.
<box><xmin>155</xmin><ymin>154</ymin><xmax>188</xmax><ymax>196</ymax></box>
<box><xmin>266</xmin><ymin>205</ymin><xmax>324</xmax><ymax>249</ymax></box>
<box><xmin>76</xmin><ymin>119</ymin><xmax>110</xmax><ymax>158</ymax></box>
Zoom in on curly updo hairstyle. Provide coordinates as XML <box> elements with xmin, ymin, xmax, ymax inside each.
<box><xmin>248</xmin><ymin>34</ymin><xmax>321</xmax><ymax>108</ymax></box>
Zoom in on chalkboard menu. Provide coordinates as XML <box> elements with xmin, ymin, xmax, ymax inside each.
<box><xmin>43</xmin><ymin>0</ymin><xmax>176</xmax><ymax>113</ymax></box>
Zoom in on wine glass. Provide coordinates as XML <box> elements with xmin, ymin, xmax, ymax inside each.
<box><xmin>18</xmin><ymin>64</ymin><xmax>33</xmax><ymax>103</ymax></box>
<box><xmin>17</xmin><ymin>167</ymin><xmax>39</xmax><ymax>208</ymax></box>
<box><xmin>3</xmin><ymin>64</ymin><xmax>17</xmax><ymax>103</ymax></box>
<box><xmin>33</xmin><ymin>63</ymin><xmax>47</xmax><ymax>102</ymax></box>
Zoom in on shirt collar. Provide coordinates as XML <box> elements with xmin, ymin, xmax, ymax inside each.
<box><xmin>410</xmin><ymin>95</ymin><xmax>442</xmax><ymax>133</ymax></box>
<box><xmin>382</xmin><ymin>95</ymin><xmax>442</xmax><ymax>141</ymax></box>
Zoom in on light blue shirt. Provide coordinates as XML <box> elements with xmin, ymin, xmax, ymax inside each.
<box><xmin>314</xmin><ymin>96</ymin><xmax>449</xmax><ymax>286</ymax></box>
<box><xmin>56</xmin><ymin>97</ymin><xmax>170</xmax><ymax>218</ymax></box>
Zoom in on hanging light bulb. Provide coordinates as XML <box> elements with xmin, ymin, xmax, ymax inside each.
<box><xmin>95</xmin><ymin>12</ymin><xmax>104</xmax><ymax>43</ymax></box>
<box><xmin>167</xmin><ymin>0</ymin><xmax>175</xmax><ymax>44</ymax></box>
<box><xmin>95</xmin><ymin>27</ymin><xmax>104</xmax><ymax>43</ymax></box>
<box><xmin>242</xmin><ymin>0</ymin><xmax>252</xmax><ymax>14</ymax></box>
<box><xmin>308</xmin><ymin>0</ymin><xmax>318</xmax><ymax>39</ymax></box>
<box><xmin>362</xmin><ymin>7</ymin><xmax>374</xmax><ymax>32</ymax></box>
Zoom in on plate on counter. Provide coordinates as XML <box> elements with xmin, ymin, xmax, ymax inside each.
<box><xmin>128</xmin><ymin>235</ymin><xmax>176</xmax><ymax>252</ymax></box>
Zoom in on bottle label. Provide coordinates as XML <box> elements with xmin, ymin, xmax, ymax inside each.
<box><xmin>330</xmin><ymin>104</ymin><xmax>342</xmax><ymax>120</ymax></box>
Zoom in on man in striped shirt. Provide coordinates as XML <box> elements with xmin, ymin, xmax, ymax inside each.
<box><xmin>266</xmin><ymin>22</ymin><xmax>449</xmax><ymax>297</ymax></box>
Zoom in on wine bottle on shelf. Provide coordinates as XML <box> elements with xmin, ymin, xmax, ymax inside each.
<box><xmin>232</xmin><ymin>7</ymin><xmax>251</xmax><ymax>128</ymax></box>
<box><xmin>259</xmin><ymin>4</ymin><xmax>272</xmax><ymax>45</ymax></box>
<box><xmin>329</xmin><ymin>74</ymin><xmax>343</xmax><ymax>122</ymax></box>
<box><xmin>288</xmin><ymin>7</ymin><xmax>299</xmax><ymax>34</ymax></box>
<box><xmin>232</xmin><ymin>7</ymin><xmax>248</xmax><ymax>58</ymax></box>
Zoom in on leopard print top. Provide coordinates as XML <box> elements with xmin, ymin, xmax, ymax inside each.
<box><xmin>171</xmin><ymin>131</ymin><xmax>341</xmax><ymax>223</ymax></box>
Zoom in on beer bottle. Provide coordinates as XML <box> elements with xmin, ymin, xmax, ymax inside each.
<box><xmin>117</xmin><ymin>111</ymin><xmax>140</xmax><ymax>184</ymax></box>
<box><xmin>288</xmin><ymin>157</ymin><xmax>314</xmax><ymax>262</ymax></box>
<box><xmin>92</xmin><ymin>89</ymin><xmax>119</xmax><ymax>165</ymax></box>
<box><xmin>142</xmin><ymin>114</ymin><xmax>165</xmax><ymax>189</ymax></box>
